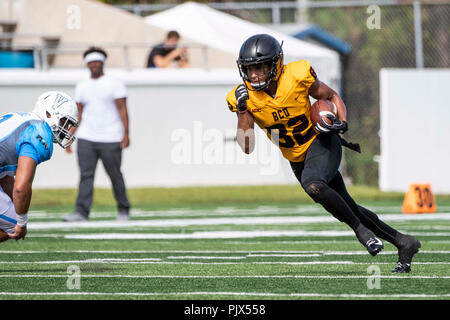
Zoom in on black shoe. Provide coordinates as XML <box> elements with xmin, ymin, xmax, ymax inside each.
<box><xmin>365</xmin><ymin>237</ymin><xmax>384</xmax><ymax>256</ymax></box>
<box><xmin>393</xmin><ymin>234</ymin><xmax>421</xmax><ymax>272</ymax></box>
<box><xmin>355</xmin><ymin>224</ymin><xmax>384</xmax><ymax>256</ymax></box>
<box><xmin>392</xmin><ymin>262</ymin><xmax>411</xmax><ymax>273</ymax></box>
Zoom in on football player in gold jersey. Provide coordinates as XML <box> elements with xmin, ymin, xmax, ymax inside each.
<box><xmin>226</xmin><ymin>34</ymin><xmax>421</xmax><ymax>273</ymax></box>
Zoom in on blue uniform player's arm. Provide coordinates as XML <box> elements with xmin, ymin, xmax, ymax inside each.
<box><xmin>13</xmin><ymin>156</ymin><xmax>36</xmax><ymax>216</ymax></box>
<box><xmin>8</xmin><ymin>122</ymin><xmax>52</xmax><ymax>241</ymax></box>
<box><xmin>0</xmin><ymin>175</ymin><xmax>14</xmax><ymax>199</ymax></box>
<box><xmin>7</xmin><ymin>156</ymin><xmax>36</xmax><ymax>241</ymax></box>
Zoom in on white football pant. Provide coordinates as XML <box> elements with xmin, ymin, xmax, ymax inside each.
<box><xmin>0</xmin><ymin>185</ymin><xmax>17</xmax><ymax>234</ymax></box>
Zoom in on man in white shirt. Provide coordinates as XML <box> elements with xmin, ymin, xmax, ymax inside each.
<box><xmin>63</xmin><ymin>47</ymin><xmax>131</xmax><ymax>222</ymax></box>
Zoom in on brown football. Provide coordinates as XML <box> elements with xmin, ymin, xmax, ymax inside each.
<box><xmin>310</xmin><ymin>99</ymin><xmax>338</xmax><ymax>132</ymax></box>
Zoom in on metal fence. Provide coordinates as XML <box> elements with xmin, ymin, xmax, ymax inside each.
<box><xmin>119</xmin><ymin>0</ymin><xmax>449</xmax><ymax>186</ymax></box>
<box><xmin>305</xmin><ymin>2</ymin><xmax>449</xmax><ymax>185</ymax></box>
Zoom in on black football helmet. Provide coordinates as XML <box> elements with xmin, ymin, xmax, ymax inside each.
<box><xmin>237</xmin><ymin>34</ymin><xmax>284</xmax><ymax>91</ymax></box>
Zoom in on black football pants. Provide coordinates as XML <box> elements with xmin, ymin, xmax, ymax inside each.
<box><xmin>290</xmin><ymin>134</ymin><xmax>398</xmax><ymax>244</ymax></box>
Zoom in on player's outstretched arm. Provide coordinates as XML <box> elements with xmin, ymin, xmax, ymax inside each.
<box><xmin>8</xmin><ymin>156</ymin><xmax>36</xmax><ymax>241</ymax></box>
<box><xmin>13</xmin><ymin>156</ymin><xmax>36</xmax><ymax>214</ymax></box>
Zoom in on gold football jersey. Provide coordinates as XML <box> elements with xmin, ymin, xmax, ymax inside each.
<box><xmin>227</xmin><ymin>60</ymin><xmax>318</xmax><ymax>162</ymax></box>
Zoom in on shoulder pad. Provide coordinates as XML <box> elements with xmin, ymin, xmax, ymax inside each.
<box><xmin>17</xmin><ymin>122</ymin><xmax>53</xmax><ymax>164</ymax></box>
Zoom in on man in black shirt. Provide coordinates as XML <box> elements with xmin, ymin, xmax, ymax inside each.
<box><xmin>147</xmin><ymin>30</ymin><xmax>190</xmax><ymax>68</ymax></box>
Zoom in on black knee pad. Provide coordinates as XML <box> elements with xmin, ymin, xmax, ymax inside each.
<box><xmin>303</xmin><ymin>181</ymin><xmax>327</xmax><ymax>203</ymax></box>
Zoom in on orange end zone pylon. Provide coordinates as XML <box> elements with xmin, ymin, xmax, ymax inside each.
<box><xmin>402</xmin><ymin>183</ymin><xmax>437</xmax><ymax>214</ymax></box>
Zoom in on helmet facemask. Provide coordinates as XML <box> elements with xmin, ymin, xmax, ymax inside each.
<box><xmin>52</xmin><ymin>115</ymin><xmax>78</xmax><ymax>149</ymax></box>
<box><xmin>33</xmin><ymin>91</ymin><xmax>79</xmax><ymax>149</ymax></box>
<box><xmin>237</xmin><ymin>41</ymin><xmax>284</xmax><ymax>92</ymax></box>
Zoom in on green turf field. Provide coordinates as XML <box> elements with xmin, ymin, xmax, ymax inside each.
<box><xmin>1</xmin><ymin>187</ymin><xmax>449</xmax><ymax>300</ymax></box>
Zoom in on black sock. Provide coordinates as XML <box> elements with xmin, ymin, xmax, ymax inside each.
<box><xmin>327</xmin><ymin>173</ymin><xmax>399</xmax><ymax>244</ymax></box>
<box><xmin>354</xmin><ymin>223</ymin><xmax>376</xmax><ymax>245</ymax></box>
<box><xmin>303</xmin><ymin>180</ymin><xmax>361</xmax><ymax>230</ymax></box>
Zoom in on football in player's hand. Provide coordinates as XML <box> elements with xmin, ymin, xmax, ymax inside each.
<box><xmin>310</xmin><ymin>99</ymin><xmax>337</xmax><ymax>132</ymax></box>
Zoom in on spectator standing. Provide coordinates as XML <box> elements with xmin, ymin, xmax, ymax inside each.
<box><xmin>147</xmin><ymin>30</ymin><xmax>190</xmax><ymax>68</ymax></box>
<box><xmin>63</xmin><ymin>47</ymin><xmax>131</xmax><ymax>222</ymax></box>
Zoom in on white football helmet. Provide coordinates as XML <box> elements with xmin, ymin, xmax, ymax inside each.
<box><xmin>32</xmin><ymin>91</ymin><xmax>79</xmax><ymax>149</ymax></box>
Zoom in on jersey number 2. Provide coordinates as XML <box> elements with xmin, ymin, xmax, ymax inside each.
<box><xmin>266</xmin><ymin>114</ymin><xmax>315</xmax><ymax>148</ymax></box>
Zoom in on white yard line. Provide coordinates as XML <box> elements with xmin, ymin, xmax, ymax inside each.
<box><xmin>1</xmin><ymin>250</ymin><xmax>448</xmax><ymax>255</ymax></box>
<box><xmin>64</xmin><ymin>231</ymin><xmax>355</xmax><ymax>239</ymax></box>
<box><xmin>0</xmin><ymin>260</ymin><xmax>357</xmax><ymax>265</ymax></box>
<box><xmin>403</xmin><ymin>226</ymin><xmax>450</xmax><ymax>230</ymax></box>
<box><xmin>61</xmin><ymin>230</ymin><xmax>450</xmax><ymax>240</ymax></box>
<box><xmin>0</xmin><ymin>250</ymin><xmax>319</xmax><ymax>254</ymax></box>
<box><xmin>30</xmin><ymin>205</ymin><xmax>327</xmax><ymax>218</ymax></box>
<box><xmin>17</xmin><ymin>236</ymin><xmax>450</xmax><ymax>243</ymax></box>
<box><xmin>0</xmin><ymin>274</ymin><xmax>449</xmax><ymax>279</ymax></box>
<box><xmin>165</xmin><ymin>256</ymin><xmax>246</xmax><ymax>260</ymax></box>
<box><xmin>27</xmin><ymin>216</ymin><xmax>339</xmax><ymax>229</ymax></box>
<box><xmin>322</xmin><ymin>250</ymin><xmax>450</xmax><ymax>255</ymax></box>
<box><xmin>225</xmin><ymin>240</ymin><xmax>450</xmax><ymax>244</ymax></box>
<box><xmin>1</xmin><ymin>260</ymin><xmax>450</xmax><ymax>265</ymax></box>
<box><xmin>86</xmin><ymin>258</ymin><xmax>162</xmax><ymax>262</ymax></box>
<box><xmin>26</xmin><ymin>213</ymin><xmax>450</xmax><ymax>230</ymax></box>
<box><xmin>31</xmin><ymin>205</ymin><xmax>450</xmax><ymax>218</ymax></box>
<box><xmin>0</xmin><ymin>291</ymin><xmax>448</xmax><ymax>298</ymax></box>
<box><xmin>246</xmin><ymin>254</ymin><xmax>322</xmax><ymax>257</ymax></box>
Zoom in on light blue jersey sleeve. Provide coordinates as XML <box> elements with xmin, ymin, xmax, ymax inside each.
<box><xmin>15</xmin><ymin>122</ymin><xmax>53</xmax><ymax>165</ymax></box>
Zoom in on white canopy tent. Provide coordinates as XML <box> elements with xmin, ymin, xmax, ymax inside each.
<box><xmin>145</xmin><ymin>2</ymin><xmax>341</xmax><ymax>91</ymax></box>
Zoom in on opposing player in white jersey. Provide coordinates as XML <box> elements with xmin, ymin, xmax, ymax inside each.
<box><xmin>0</xmin><ymin>91</ymin><xmax>78</xmax><ymax>242</ymax></box>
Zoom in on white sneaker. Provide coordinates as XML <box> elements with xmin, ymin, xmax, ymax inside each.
<box><xmin>116</xmin><ymin>213</ymin><xmax>130</xmax><ymax>221</ymax></box>
<box><xmin>62</xmin><ymin>212</ymin><xmax>88</xmax><ymax>222</ymax></box>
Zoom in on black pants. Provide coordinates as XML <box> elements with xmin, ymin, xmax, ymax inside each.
<box><xmin>290</xmin><ymin>134</ymin><xmax>398</xmax><ymax>244</ymax></box>
<box><xmin>75</xmin><ymin>139</ymin><xmax>130</xmax><ymax>218</ymax></box>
